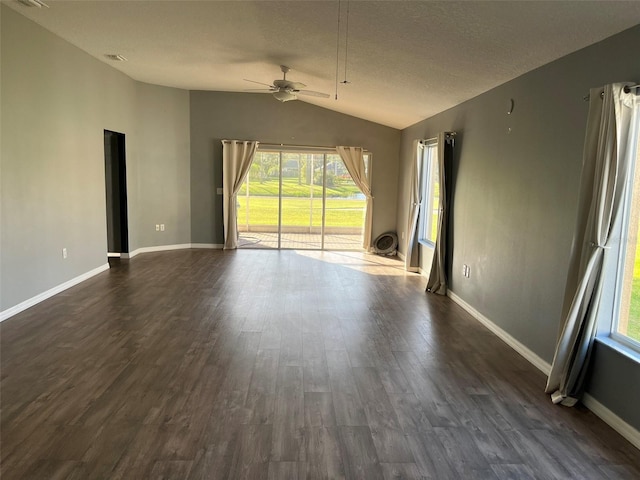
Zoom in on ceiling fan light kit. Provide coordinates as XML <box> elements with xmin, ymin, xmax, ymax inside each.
<box><xmin>272</xmin><ymin>90</ymin><xmax>297</xmax><ymax>102</ymax></box>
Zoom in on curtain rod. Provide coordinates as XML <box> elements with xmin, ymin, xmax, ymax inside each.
<box><xmin>258</xmin><ymin>143</ymin><xmax>371</xmax><ymax>153</ymax></box>
<box><xmin>419</xmin><ymin>132</ymin><xmax>456</xmax><ymax>145</ymax></box>
<box><xmin>220</xmin><ymin>141</ymin><xmax>371</xmax><ymax>153</ymax></box>
<box><xmin>258</xmin><ymin>143</ymin><xmax>337</xmax><ymax>150</ymax></box>
<box><xmin>583</xmin><ymin>84</ymin><xmax>639</xmax><ymax>101</ymax></box>
<box><xmin>221</xmin><ymin>140</ymin><xmax>342</xmax><ymax>150</ymax></box>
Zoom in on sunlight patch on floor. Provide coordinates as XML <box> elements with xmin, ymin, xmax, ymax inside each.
<box><xmin>294</xmin><ymin>250</ymin><xmax>411</xmax><ymax>276</ymax></box>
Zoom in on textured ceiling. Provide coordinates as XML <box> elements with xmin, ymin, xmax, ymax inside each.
<box><xmin>6</xmin><ymin>1</ymin><xmax>640</xmax><ymax>129</ymax></box>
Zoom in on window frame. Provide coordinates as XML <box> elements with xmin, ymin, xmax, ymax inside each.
<box><xmin>609</xmin><ymin>122</ymin><xmax>640</xmax><ymax>353</ymax></box>
<box><xmin>418</xmin><ymin>140</ymin><xmax>439</xmax><ymax>246</ymax></box>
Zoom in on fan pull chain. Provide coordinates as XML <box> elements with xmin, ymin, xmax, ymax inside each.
<box><xmin>335</xmin><ymin>0</ymin><xmax>341</xmax><ymax>99</ymax></box>
<box><xmin>341</xmin><ymin>0</ymin><xmax>351</xmax><ymax>85</ymax></box>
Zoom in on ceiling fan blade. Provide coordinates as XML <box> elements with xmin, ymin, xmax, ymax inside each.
<box><xmin>244</xmin><ymin>89</ymin><xmax>275</xmax><ymax>93</ymax></box>
<box><xmin>243</xmin><ymin>79</ymin><xmax>275</xmax><ymax>88</ymax></box>
<box><xmin>296</xmin><ymin>90</ymin><xmax>330</xmax><ymax>98</ymax></box>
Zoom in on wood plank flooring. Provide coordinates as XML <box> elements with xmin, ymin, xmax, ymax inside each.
<box><xmin>1</xmin><ymin>249</ymin><xmax>639</xmax><ymax>479</ymax></box>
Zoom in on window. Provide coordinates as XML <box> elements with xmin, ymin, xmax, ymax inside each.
<box><xmin>612</xmin><ymin>128</ymin><xmax>640</xmax><ymax>350</ymax></box>
<box><xmin>418</xmin><ymin>141</ymin><xmax>439</xmax><ymax>244</ymax></box>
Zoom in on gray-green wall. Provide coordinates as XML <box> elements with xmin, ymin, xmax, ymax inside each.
<box><xmin>189</xmin><ymin>91</ymin><xmax>400</xmax><ymax>245</ymax></box>
<box><xmin>396</xmin><ymin>24</ymin><xmax>640</xmax><ymax>431</ymax></box>
<box><xmin>134</xmin><ymin>83</ymin><xmax>191</xmax><ymax>247</ymax></box>
<box><xmin>1</xmin><ymin>6</ymin><xmax>191</xmax><ymax>311</ymax></box>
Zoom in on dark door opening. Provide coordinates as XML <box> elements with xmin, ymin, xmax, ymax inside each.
<box><xmin>104</xmin><ymin>130</ymin><xmax>129</xmax><ymax>256</ymax></box>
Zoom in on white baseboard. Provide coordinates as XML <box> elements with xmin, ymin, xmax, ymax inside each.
<box><xmin>447</xmin><ymin>290</ymin><xmax>552</xmax><ymax>375</ymax></box>
<box><xmin>397</xmin><ymin>251</ymin><xmax>406</xmax><ymax>261</ymax></box>
<box><xmin>447</xmin><ymin>290</ymin><xmax>640</xmax><ymax>451</ymax></box>
<box><xmin>191</xmin><ymin>243</ymin><xmax>224</xmax><ymax>249</ymax></box>
<box><xmin>125</xmin><ymin>243</ymin><xmax>193</xmax><ymax>258</ymax></box>
<box><xmin>0</xmin><ymin>244</ymin><xmax>224</xmax><ymax>322</ymax></box>
<box><xmin>0</xmin><ymin>263</ymin><xmax>110</xmax><ymax>322</ymax></box>
<box><xmin>582</xmin><ymin>394</ymin><xmax>640</xmax><ymax>450</ymax></box>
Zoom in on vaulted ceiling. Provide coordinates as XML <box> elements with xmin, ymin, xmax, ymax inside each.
<box><xmin>6</xmin><ymin>0</ymin><xmax>640</xmax><ymax>129</ymax></box>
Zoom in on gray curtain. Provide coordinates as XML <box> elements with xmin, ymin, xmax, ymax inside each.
<box><xmin>427</xmin><ymin>132</ymin><xmax>455</xmax><ymax>295</ymax></box>
<box><xmin>405</xmin><ymin>140</ymin><xmax>422</xmax><ymax>271</ymax></box>
<box><xmin>546</xmin><ymin>83</ymin><xmax>638</xmax><ymax>405</ymax></box>
<box><xmin>222</xmin><ymin>140</ymin><xmax>259</xmax><ymax>250</ymax></box>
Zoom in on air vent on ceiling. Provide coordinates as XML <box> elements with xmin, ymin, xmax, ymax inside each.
<box><xmin>17</xmin><ymin>0</ymin><xmax>49</xmax><ymax>7</ymax></box>
<box><xmin>104</xmin><ymin>54</ymin><xmax>128</xmax><ymax>62</ymax></box>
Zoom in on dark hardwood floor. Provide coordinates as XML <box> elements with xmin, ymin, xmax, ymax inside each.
<box><xmin>1</xmin><ymin>249</ymin><xmax>639</xmax><ymax>479</ymax></box>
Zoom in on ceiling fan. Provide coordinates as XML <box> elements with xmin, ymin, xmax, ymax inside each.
<box><xmin>244</xmin><ymin>65</ymin><xmax>330</xmax><ymax>102</ymax></box>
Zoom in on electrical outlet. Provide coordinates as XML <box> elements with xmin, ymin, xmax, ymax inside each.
<box><xmin>62</xmin><ymin>248</ymin><xmax>67</xmax><ymax>259</ymax></box>
<box><xmin>466</xmin><ymin>266</ymin><xmax>471</xmax><ymax>278</ymax></box>
<box><xmin>156</xmin><ymin>224</ymin><xmax>160</xmax><ymax>231</ymax></box>
<box><xmin>160</xmin><ymin>224</ymin><xmax>165</xmax><ymax>231</ymax></box>
<box><xmin>401</xmin><ymin>231</ymin><xmax>405</xmax><ymax>239</ymax></box>
<box><xmin>462</xmin><ymin>265</ymin><xmax>467</xmax><ymax>277</ymax></box>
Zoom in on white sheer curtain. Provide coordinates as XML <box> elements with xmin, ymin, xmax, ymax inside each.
<box><xmin>405</xmin><ymin>140</ymin><xmax>422</xmax><ymax>271</ymax></box>
<box><xmin>336</xmin><ymin>146</ymin><xmax>373</xmax><ymax>250</ymax></box>
<box><xmin>222</xmin><ymin>140</ymin><xmax>259</xmax><ymax>250</ymax></box>
<box><xmin>546</xmin><ymin>83</ymin><xmax>639</xmax><ymax>405</ymax></box>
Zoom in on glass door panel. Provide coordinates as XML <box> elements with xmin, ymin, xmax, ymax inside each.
<box><xmin>237</xmin><ymin>151</ymin><xmax>280</xmax><ymax>248</ymax></box>
<box><xmin>323</xmin><ymin>154</ymin><xmax>365</xmax><ymax>250</ymax></box>
<box><xmin>280</xmin><ymin>153</ymin><xmax>323</xmax><ymax>249</ymax></box>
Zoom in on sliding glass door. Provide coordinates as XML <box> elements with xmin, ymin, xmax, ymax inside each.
<box><xmin>237</xmin><ymin>149</ymin><xmax>367</xmax><ymax>250</ymax></box>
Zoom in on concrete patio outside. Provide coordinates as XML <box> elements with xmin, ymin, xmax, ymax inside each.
<box><xmin>238</xmin><ymin>232</ymin><xmax>363</xmax><ymax>250</ymax></box>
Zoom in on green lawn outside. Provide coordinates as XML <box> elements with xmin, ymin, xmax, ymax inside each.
<box><xmin>628</xmin><ymin>250</ymin><xmax>640</xmax><ymax>342</ymax></box>
<box><xmin>237</xmin><ymin>196</ymin><xmax>365</xmax><ymax>227</ymax></box>
<box><xmin>242</xmin><ymin>177</ymin><xmax>361</xmax><ymax>198</ymax></box>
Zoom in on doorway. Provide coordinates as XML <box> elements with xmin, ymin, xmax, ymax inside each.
<box><xmin>237</xmin><ymin>149</ymin><xmax>368</xmax><ymax>250</ymax></box>
<box><xmin>104</xmin><ymin>130</ymin><xmax>129</xmax><ymax>257</ymax></box>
